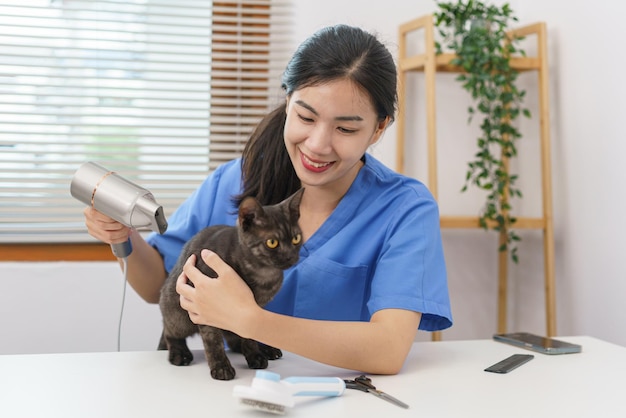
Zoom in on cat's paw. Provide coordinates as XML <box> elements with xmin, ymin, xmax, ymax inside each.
<box><xmin>210</xmin><ymin>363</ymin><xmax>236</xmax><ymax>380</ymax></box>
<box><xmin>245</xmin><ymin>352</ymin><xmax>269</xmax><ymax>370</ymax></box>
<box><xmin>259</xmin><ymin>343</ymin><xmax>283</xmax><ymax>360</ymax></box>
<box><xmin>168</xmin><ymin>347</ymin><xmax>194</xmax><ymax>366</ymax></box>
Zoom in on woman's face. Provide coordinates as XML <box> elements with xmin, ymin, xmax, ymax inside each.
<box><xmin>284</xmin><ymin>79</ymin><xmax>389</xmax><ymax>195</ymax></box>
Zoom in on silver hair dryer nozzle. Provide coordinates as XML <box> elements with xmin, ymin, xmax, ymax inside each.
<box><xmin>70</xmin><ymin>162</ymin><xmax>168</xmax><ymax>257</ymax></box>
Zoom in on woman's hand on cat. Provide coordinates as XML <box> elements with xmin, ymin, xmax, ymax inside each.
<box><xmin>83</xmin><ymin>207</ymin><xmax>131</xmax><ymax>245</ymax></box>
<box><xmin>177</xmin><ymin>249</ymin><xmax>258</xmax><ymax>335</ymax></box>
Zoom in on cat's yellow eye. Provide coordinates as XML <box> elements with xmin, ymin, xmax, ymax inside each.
<box><xmin>292</xmin><ymin>234</ymin><xmax>302</xmax><ymax>245</ymax></box>
<box><xmin>265</xmin><ymin>239</ymin><xmax>279</xmax><ymax>249</ymax></box>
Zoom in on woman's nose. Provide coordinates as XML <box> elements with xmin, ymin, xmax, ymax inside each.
<box><xmin>305</xmin><ymin>124</ymin><xmax>333</xmax><ymax>154</ymax></box>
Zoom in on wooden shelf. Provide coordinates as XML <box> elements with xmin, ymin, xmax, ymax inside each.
<box><xmin>440</xmin><ymin>216</ymin><xmax>546</xmax><ymax>230</ymax></box>
<box><xmin>397</xmin><ymin>15</ymin><xmax>556</xmax><ymax>338</ymax></box>
<box><xmin>399</xmin><ymin>53</ymin><xmax>541</xmax><ymax>73</ymax></box>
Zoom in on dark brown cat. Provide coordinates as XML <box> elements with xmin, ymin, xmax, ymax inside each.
<box><xmin>158</xmin><ymin>188</ymin><xmax>304</xmax><ymax>380</ymax></box>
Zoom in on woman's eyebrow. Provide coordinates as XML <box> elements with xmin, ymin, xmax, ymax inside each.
<box><xmin>295</xmin><ymin>99</ymin><xmax>363</xmax><ymax>121</ymax></box>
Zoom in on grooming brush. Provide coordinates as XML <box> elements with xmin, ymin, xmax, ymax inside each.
<box><xmin>232</xmin><ymin>370</ymin><xmax>345</xmax><ymax>415</ymax></box>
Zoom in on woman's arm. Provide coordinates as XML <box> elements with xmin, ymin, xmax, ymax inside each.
<box><xmin>123</xmin><ymin>229</ymin><xmax>168</xmax><ymax>303</ymax></box>
<box><xmin>177</xmin><ymin>250</ymin><xmax>420</xmax><ymax>374</ymax></box>
<box><xmin>83</xmin><ymin>207</ymin><xmax>167</xmax><ymax>303</ymax></box>
<box><xmin>250</xmin><ymin>308</ymin><xmax>420</xmax><ymax>374</ymax></box>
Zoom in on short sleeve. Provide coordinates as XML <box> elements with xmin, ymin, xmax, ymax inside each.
<box><xmin>146</xmin><ymin>159</ymin><xmax>242</xmax><ymax>273</ymax></box>
<box><xmin>367</xmin><ymin>190</ymin><xmax>452</xmax><ymax>331</ymax></box>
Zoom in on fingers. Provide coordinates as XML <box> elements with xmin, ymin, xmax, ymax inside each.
<box><xmin>199</xmin><ymin>249</ymin><xmax>232</xmax><ymax>278</ymax></box>
<box><xmin>177</xmin><ymin>254</ymin><xmax>197</xmax><ymax>293</ymax></box>
<box><xmin>176</xmin><ymin>255</ymin><xmax>197</xmax><ymax>319</ymax></box>
<box><xmin>83</xmin><ymin>207</ymin><xmax>130</xmax><ymax>244</ymax></box>
<box><xmin>84</xmin><ymin>206</ymin><xmax>122</xmax><ymax>226</ymax></box>
<box><xmin>177</xmin><ymin>254</ymin><xmax>217</xmax><ymax>325</ymax></box>
<box><xmin>178</xmin><ymin>251</ymin><xmax>229</xmax><ymax>291</ymax></box>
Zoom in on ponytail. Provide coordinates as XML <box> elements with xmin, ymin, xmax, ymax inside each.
<box><xmin>233</xmin><ymin>103</ymin><xmax>300</xmax><ymax>207</ymax></box>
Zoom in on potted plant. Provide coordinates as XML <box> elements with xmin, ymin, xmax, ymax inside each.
<box><xmin>433</xmin><ymin>0</ymin><xmax>530</xmax><ymax>263</ymax></box>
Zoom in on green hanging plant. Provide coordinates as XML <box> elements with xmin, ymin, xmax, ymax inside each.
<box><xmin>433</xmin><ymin>0</ymin><xmax>530</xmax><ymax>263</ymax></box>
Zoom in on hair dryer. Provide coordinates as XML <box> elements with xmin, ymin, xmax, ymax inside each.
<box><xmin>70</xmin><ymin>162</ymin><xmax>168</xmax><ymax>258</ymax></box>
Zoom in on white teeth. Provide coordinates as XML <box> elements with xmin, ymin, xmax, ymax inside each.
<box><xmin>303</xmin><ymin>154</ymin><xmax>330</xmax><ymax>168</ymax></box>
<box><xmin>310</xmin><ymin>160</ymin><xmax>330</xmax><ymax>168</ymax></box>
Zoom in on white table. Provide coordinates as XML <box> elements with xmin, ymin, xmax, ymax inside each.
<box><xmin>1</xmin><ymin>336</ymin><xmax>624</xmax><ymax>417</ymax></box>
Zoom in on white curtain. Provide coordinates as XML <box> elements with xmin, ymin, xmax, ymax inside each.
<box><xmin>0</xmin><ymin>0</ymin><xmax>294</xmax><ymax>242</ymax></box>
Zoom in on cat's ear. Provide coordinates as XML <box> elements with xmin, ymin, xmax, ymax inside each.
<box><xmin>239</xmin><ymin>197</ymin><xmax>265</xmax><ymax>231</ymax></box>
<box><xmin>288</xmin><ymin>188</ymin><xmax>304</xmax><ymax>219</ymax></box>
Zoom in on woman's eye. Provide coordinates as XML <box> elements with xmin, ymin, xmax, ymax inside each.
<box><xmin>297</xmin><ymin>113</ymin><xmax>314</xmax><ymax>123</ymax></box>
<box><xmin>291</xmin><ymin>234</ymin><xmax>302</xmax><ymax>245</ymax></box>
<box><xmin>265</xmin><ymin>239</ymin><xmax>279</xmax><ymax>249</ymax></box>
<box><xmin>338</xmin><ymin>127</ymin><xmax>357</xmax><ymax>134</ymax></box>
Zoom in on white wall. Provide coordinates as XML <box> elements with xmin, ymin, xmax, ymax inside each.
<box><xmin>2</xmin><ymin>0</ymin><xmax>625</xmax><ymax>354</ymax></box>
<box><xmin>291</xmin><ymin>0</ymin><xmax>626</xmax><ymax>346</ymax></box>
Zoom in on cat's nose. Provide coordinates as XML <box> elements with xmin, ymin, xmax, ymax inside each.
<box><xmin>277</xmin><ymin>255</ymin><xmax>299</xmax><ymax>270</ymax></box>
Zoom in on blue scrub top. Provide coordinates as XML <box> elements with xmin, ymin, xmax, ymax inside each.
<box><xmin>148</xmin><ymin>154</ymin><xmax>452</xmax><ymax>332</ymax></box>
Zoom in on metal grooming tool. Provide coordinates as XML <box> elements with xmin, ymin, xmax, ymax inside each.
<box><xmin>344</xmin><ymin>374</ymin><xmax>409</xmax><ymax>409</ymax></box>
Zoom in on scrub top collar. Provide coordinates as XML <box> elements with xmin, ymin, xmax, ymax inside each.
<box><xmin>301</xmin><ymin>154</ymin><xmax>374</xmax><ymax>255</ymax></box>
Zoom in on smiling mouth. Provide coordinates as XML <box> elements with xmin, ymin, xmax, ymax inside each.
<box><xmin>301</xmin><ymin>152</ymin><xmax>334</xmax><ymax>172</ymax></box>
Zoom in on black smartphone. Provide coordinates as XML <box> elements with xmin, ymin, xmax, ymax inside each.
<box><xmin>484</xmin><ymin>354</ymin><xmax>534</xmax><ymax>373</ymax></box>
<box><xmin>493</xmin><ymin>332</ymin><xmax>582</xmax><ymax>355</ymax></box>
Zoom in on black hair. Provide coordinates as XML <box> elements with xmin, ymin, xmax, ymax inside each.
<box><xmin>234</xmin><ymin>24</ymin><xmax>397</xmax><ymax>206</ymax></box>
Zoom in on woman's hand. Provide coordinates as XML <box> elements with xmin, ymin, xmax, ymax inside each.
<box><xmin>83</xmin><ymin>206</ymin><xmax>130</xmax><ymax>245</ymax></box>
<box><xmin>176</xmin><ymin>249</ymin><xmax>258</xmax><ymax>336</ymax></box>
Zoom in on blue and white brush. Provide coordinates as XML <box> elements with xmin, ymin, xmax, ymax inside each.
<box><xmin>232</xmin><ymin>370</ymin><xmax>345</xmax><ymax>414</ymax></box>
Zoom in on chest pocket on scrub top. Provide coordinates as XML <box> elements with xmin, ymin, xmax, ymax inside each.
<box><xmin>294</xmin><ymin>258</ymin><xmax>369</xmax><ymax>321</ymax></box>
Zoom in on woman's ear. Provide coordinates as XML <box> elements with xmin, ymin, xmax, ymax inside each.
<box><xmin>370</xmin><ymin>116</ymin><xmax>391</xmax><ymax>145</ymax></box>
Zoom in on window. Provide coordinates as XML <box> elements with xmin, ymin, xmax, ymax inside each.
<box><xmin>0</xmin><ymin>0</ymin><xmax>294</xmax><ymax>245</ymax></box>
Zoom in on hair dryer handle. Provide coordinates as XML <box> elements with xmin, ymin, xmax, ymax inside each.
<box><xmin>111</xmin><ymin>240</ymin><xmax>132</xmax><ymax>258</ymax></box>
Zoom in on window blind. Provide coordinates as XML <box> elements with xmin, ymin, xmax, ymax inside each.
<box><xmin>0</xmin><ymin>0</ymin><xmax>294</xmax><ymax>243</ymax></box>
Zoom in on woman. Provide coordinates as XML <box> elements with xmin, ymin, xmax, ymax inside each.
<box><xmin>84</xmin><ymin>25</ymin><xmax>452</xmax><ymax>374</ymax></box>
